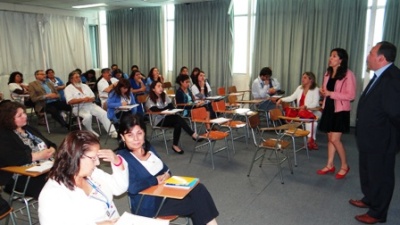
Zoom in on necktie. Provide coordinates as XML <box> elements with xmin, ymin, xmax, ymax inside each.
<box><xmin>364</xmin><ymin>74</ymin><xmax>377</xmax><ymax>94</ymax></box>
<box><xmin>261</xmin><ymin>82</ymin><xmax>264</xmax><ymax>88</ymax></box>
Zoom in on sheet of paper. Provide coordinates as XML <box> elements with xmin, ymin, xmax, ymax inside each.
<box><xmin>119</xmin><ymin>104</ymin><xmax>139</xmax><ymax>110</ymax></box>
<box><xmin>210</xmin><ymin>117</ymin><xmax>230</xmax><ymax>124</ymax></box>
<box><xmin>115</xmin><ymin>212</ymin><xmax>169</xmax><ymax>225</ymax></box>
<box><xmin>161</xmin><ymin>109</ymin><xmax>184</xmax><ymax>114</ymax></box>
<box><xmin>26</xmin><ymin>160</ymin><xmax>53</xmax><ymax>172</ymax></box>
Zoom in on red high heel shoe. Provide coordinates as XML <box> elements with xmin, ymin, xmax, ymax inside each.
<box><xmin>335</xmin><ymin>167</ymin><xmax>350</xmax><ymax>179</ymax></box>
<box><xmin>316</xmin><ymin>166</ymin><xmax>335</xmax><ymax>175</ymax></box>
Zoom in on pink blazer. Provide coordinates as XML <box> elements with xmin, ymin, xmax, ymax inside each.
<box><xmin>322</xmin><ymin>70</ymin><xmax>356</xmax><ymax>112</ymax></box>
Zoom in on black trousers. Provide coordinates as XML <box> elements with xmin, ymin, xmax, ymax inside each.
<box><xmin>45</xmin><ymin>101</ymin><xmax>71</xmax><ymax>127</ymax></box>
<box><xmin>359</xmin><ymin>151</ymin><xmax>396</xmax><ymax>220</ymax></box>
<box><xmin>158</xmin><ymin>183</ymin><xmax>219</xmax><ymax>225</ymax></box>
<box><xmin>157</xmin><ymin>115</ymin><xmax>194</xmax><ymax>145</ymax></box>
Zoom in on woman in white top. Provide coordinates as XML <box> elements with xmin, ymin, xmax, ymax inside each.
<box><xmin>38</xmin><ymin>130</ymin><xmax>128</xmax><ymax>225</ymax></box>
<box><xmin>8</xmin><ymin>71</ymin><xmax>33</xmax><ymax>106</ymax></box>
<box><xmin>277</xmin><ymin>72</ymin><xmax>321</xmax><ymax>150</ymax></box>
<box><xmin>191</xmin><ymin>70</ymin><xmax>212</xmax><ymax>100</ymax></box>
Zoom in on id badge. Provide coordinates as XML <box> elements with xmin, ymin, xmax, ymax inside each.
<box><xmin>37</xmin><ymin>142</ymin><xmax>47</xmax><ymax>151</ymax></box>
<box><xmin>106</xmin><ymin>206</ymin><xmax>116</xmax><ymax>218</ymax></box>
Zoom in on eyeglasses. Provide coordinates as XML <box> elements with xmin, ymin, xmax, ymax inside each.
<box><xmin>82</xmin><ymin>154</ymin><xmax>98</xmax><ymax>161</ymax></box>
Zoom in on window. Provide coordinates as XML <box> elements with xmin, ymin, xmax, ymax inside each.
<box><xmin>165</xmin><ymin>4</ymin><xmax>175</xmax><ymax>72</ymax></box>
<box><xmin>232</xmin><ymin>0</ymin><xmax>256</xmax><ymax>75</ymax></box>
<box><xmin>99</xmin><ymin>10</ymin><xmax>108</xmax><ymax>68</ymax></box>
<box><xmin>362</xmin><ymin>0</ymin><xmax>386</xmax><ymax>79</ymax></box>
<box><xmin>89</xmin><ymin>25</ymin><xmax>99</xmax><ymax>68</ymax></box>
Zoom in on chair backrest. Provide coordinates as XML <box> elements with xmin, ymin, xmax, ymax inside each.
<box><xmin>228</xmin><ymin>95</ymin><xmax>237</xmax><ymax>104</ymax></box>
<box><xmin>247</xmin><ymin>113</ymin><xmax>261</xmax><ymax>147</ymax></box>
<box><xmin>269</xmin><ymin>108</ymin><xmax>283</xmax><ymax>121</ymax></box>
<box><xmin>228</xmin><ymin>86</ymin><xmax>237</xmax><ymax>94</ymax></box>
<box><xmin>217</xmin><ymin>87</ymin><xmax>226</xmax><ymax>95</ymax></box>
<box><xmin>191</xmin><ymin>107</ymin><xmax>208</xmax><ymax>121</ymax></box>
<box><xmin>162</xmin><ymin>82</ymin><xmax>172</xmax><ymax>89</ymax></box>
<box><xmin>211</xmin><ymin>100</ymin><xmax>226</xmax><ymax>112</ymax></box>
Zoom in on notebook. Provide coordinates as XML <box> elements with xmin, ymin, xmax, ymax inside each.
<box><xmin>164</xmin><ymin>176</ymin><xmax>199</xmax><ymax>189</ymax></box>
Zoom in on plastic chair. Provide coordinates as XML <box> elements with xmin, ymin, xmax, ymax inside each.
<box><xmin>269</xmin><ymin>108</ymin><xmax>310</xmax><ymax>167</ymax></box>
<box><xmin>211</xmin><ymin>100</ymin><xmax>248</xmax><ymax>152</ymax></box>
<box><xmin>189</xmin><ymin>107</ymin><xmax>230</xmax><ymax>169</ymax></box>
<box><xmin>246</xmin><ymin>113</ymin><xmax>295</xmax><ymax>184</ymax></box>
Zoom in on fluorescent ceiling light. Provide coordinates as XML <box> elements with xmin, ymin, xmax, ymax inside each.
<box><xmin>72</xmin><ymin>3</ymin><xmax>107</xmax><ymax>9</ymax></box>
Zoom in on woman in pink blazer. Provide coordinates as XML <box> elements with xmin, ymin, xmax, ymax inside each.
<box><xmin>317</xmin><ymin>48</ymin><xmax>356</xmax><ymax>179</ymax></box>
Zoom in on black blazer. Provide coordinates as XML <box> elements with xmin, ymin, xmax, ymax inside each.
<box><xmin>356</xmin><ymin>64</ymin><xmax>400</xmax><ymax>154</ymax></box>
<box><xmin>0</xmin><ymin>125</ymin><xmax>57</xmax><ymax>185</ymax></box>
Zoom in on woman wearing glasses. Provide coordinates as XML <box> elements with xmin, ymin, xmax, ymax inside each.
<box><xmin>38</xmin><ymin>130</ymin><xmax>128</xmax><ymax>225</ymax></box>
<box><xmin>117</xmin><ymin>114</ymin><xmax>219</xmax><ymax>225</ymax></box>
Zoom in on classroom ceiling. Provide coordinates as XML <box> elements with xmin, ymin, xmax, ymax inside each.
<box><xmin>0</xmin><ymin>0</ymin><xmax>213</xmax><ymax>12</ymax></box>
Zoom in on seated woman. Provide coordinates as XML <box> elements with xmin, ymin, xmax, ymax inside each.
<box><xmin>8</xmin><ymin>71</ymin><xmax>34</xmax><ymax>107</ymax></box>
<box><xmin>276</xmin><ymin>72</ymin><xmax>321</xmax><ymax>150</ymax></box>
<box><xmin>107</xmin><ymin>79</ymin><xmax>137</xmax><ymax>129</ymax></box>
<box><xmin>175</xmin><ymin>74</ymin><xmax>216</xmax><ymax>122</ymax></box>
<box><xmin>38</xmin><ymin>130</ymin><xmax>128</xmax><ymax>225</ymax></box>
<box><xmin>145</xmin><ymin>67</ymin><xmax>164</xmax><ymax>93</ymax></box>
<box><xmin>0</xmin><ymin>101</ymin><xmax>56</xmax><ymax>199</ymax></box>
<box><xmin>190</xmin><ymin>67</ymin><xmax>200</xmax><ymax>84</ymax></box>
<box><xmin>129</xmin><ymin>70</ymin><xmax>147</xmax><ymax>114</ymax></box>
<box><xmin>191</xmin><ymin>70</ymin><xmax>212</xmax><ymax>100</ymax></box>
<box><xmin>117</xmin><ymin>114</ymin><xmax>219</xmax><ymax>225</ymax></box>
<box><xmin>145</xmin><ymin>81</ymin><xmax>200</xmax><ymax>154</ymax></box>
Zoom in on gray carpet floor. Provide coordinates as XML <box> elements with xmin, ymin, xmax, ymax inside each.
<box><xmin>2</xmin><ymin>117</ymin><xmax>400</xmax><ymax>225</ymax></box>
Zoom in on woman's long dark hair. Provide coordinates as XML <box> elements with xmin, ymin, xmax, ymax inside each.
<box><xmin>148</xmin><ymin>80</ymin><xmax>166</xmax><ymax>104</ymax></box>
<box><xmin>194</xmin><ymin>71</ymin><xmax>209</xmax><ymax>97</ymax></box>
<box><xmin>114</xmin><ymin>79</ymin><xmax>131</xmax><ymax>97</ymax></box>
<box><xmin>118</xmin><ymin>114</ymin><xmax>151</xmax><ymax>155</ymax></box>
<box><xmin>48</xmin><ymin>130</ymin><xmax>99</xmax><ymax>190</ymax></box>
<box><xmin>327</xmin><ymin>48</ymin><xmax>349</xmax><ymax>80</ymax></box>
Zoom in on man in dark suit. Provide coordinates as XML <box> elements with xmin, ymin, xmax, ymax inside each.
<box><xmin>350</xmin><ymin>41</ymin><xmax>400</xmax><ymax>224</ymax></box>
<box><xmin>29</xmin><ymin>69</ymin><xmax>71</xmax><ymax>129</ymax></box>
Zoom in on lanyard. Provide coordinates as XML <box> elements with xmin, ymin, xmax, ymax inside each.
<box><xmin>86</xmin><ymin>178</ymin><xmax>111</xmax><ymax>209</ymax></box>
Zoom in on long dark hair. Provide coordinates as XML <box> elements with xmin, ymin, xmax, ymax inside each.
<box><xmin>148</xmin><ymin>80</ymin><xmax>166</xmax><ymax>104</ymax></box>
<box><xmin>190</xmin><ymin>67</ymin><xmax>200</xmax><ymax>83</ymax></box>
<box><xmin>118</xmin><ymin>114</ymin><xmax>151</xmax><ymax>155</ymax></box>
<box><xmin>48</xmin><ymin>130</ymin><xmax>100</xmax><ymax>190</ymax></box>
<box><xmin>327</xmin><ymin>48</ymin><xmax>349</xmax><ymax>80</ymax></box>
<box><xmin>114</xmin><ymin>79</ymin><xmax>131</xmax><ymax>97</ymax></box>
<box><xmin>8</xmin><ymin>71</ymin><xmax>24</xmax><ymax>84</ymax></box>
<box><xmin>194</xmin><ymin>71</ymin><xmax>209</xmax><ymax>97</ymax></box>
<box><xmin>147</xmin><ymin>67</ymin><xmax>159</xmax><ymax>82</ymax></box>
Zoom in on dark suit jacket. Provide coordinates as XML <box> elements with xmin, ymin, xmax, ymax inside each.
<box><xmin>356</xmin><ymin>64</ymin><xmax>400</xmax><ymax>154</ymax></box>
<box><xmin>28</xmin><ymin>80</ymin><xmax>59</xmax><ymax>113</ymax></box>
<box><xmin>0</xmin><ymin>125</ymin><xmax>56</xmax><ymax>185</ymax></box>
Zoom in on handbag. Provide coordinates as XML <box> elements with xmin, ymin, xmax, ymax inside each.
<box><xmin>284</xmin><ymin>107</ymin><xmax>299</xmax><ymax>118</ymax></box>
<box><xmin>298</xmin><ymin>109</ymin><xmax>316</xmax><ymax>119</ymax></box>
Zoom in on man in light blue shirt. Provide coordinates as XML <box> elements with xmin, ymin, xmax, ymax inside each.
<box><xmin>251</xmin><ymin>67</ymin><xmax>281</xmax><ymax>113</ymax></box>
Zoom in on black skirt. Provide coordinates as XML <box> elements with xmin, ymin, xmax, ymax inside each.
<box><xmin>318</xmin><ymin>97</ymin><xmax>350</xmax><ymax>133</ymax></box>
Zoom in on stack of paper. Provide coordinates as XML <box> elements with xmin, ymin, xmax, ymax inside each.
<box><xmin>164</xmin><ymin>176</ymin><xmax>199</xmax><ymax>189</ymax></box>
<box><xmin>26</xmin><ymin>160</ymin><xmax>53</xmax><ymax>173</ymax></box>
<box><xmin>210</xmin><ymin>118</ymin><xmax>230</xmax><ymax>124</ymax></box>
<box><xmin>119</xmin><ymin>104</ymin><xmax>139</xmax><ymax>110</ymax></box>
<box><xmin>161</xmin><ymin>109</ymin><xmax>184</xmax><ymax>114</ymax></box>
<box><xmin>116</xmin><ymin>212</ymin><xmax>168</xmax><ymax>225</ymax></box>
